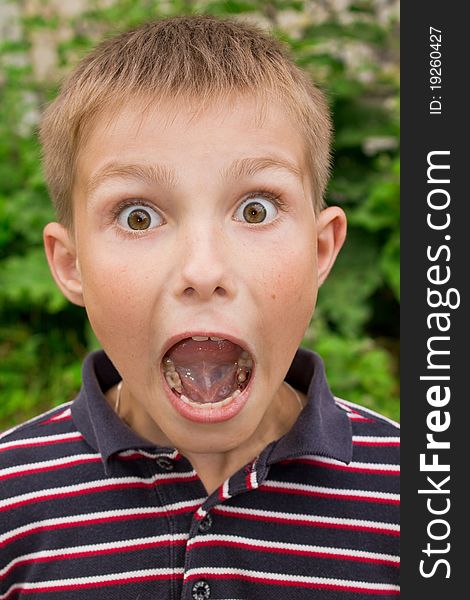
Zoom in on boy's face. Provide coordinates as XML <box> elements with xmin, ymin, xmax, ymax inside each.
<box><xmin>45</xmin><ymin>95</ymin><xmax>345</xmax><ymax>455</ymax></box>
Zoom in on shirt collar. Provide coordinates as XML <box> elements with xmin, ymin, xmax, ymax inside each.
<box><xmin>72</xmin><ymin>351</ymin><xmax>169</xmax><ymax>462</ymax></box>
<box><xmin>72</xmin><ymin>348</ymin><xmax>352</xmax><ymax>466</ymax></box>
<box><xmin>266</xmin><ymin>346</ymin><xmax>352</xmax><ymax>465</ymax></box>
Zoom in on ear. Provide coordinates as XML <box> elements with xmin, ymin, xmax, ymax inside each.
<box><xmin>43</xmin><ymin>222</ymin><xmax>85</xmax><ymax>307</ymax></box>
<box><xmin>316</xmin><ymin>206</ymin><xmax>347</xmax><ymax>286</ymax></box>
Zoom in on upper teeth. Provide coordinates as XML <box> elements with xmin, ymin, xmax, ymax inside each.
<box><xmin>191</xmin><ymin>336</ymin><xmax>225</xmax><ymax>342</ymax></box>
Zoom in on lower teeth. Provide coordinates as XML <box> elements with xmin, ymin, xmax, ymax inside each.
<box><xmin>179</xmin><ymin>388</ymin><xmax>241</xmax><ymax>409</ymax></box>
<box><xmin>164</xmin><ymin>371</ymin><xmax>183</xmax><ymax>393</ymax></box>
<box><xmin>237</xmin><ymin>369</ymin><xmax>247</xmax><ymax>383</ymax></box>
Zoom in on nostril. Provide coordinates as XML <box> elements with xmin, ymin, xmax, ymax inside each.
<box><xmin>181</xmin><ymin>284</ymin><xmax>229</xmax><ymax>300</ymax></box>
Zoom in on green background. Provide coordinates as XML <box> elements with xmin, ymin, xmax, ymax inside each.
<box><xmin>0</xmin><ymin>0</ymin><xmax>399</xmax><ymax>428</ymax></box>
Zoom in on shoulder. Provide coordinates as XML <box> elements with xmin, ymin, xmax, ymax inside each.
<box><xmin>0</xmin><ymin>401</ymin><xmax>88</xmax><ymax>477</ymax></box>
<box><xmin>334</xmin><ymin>397</ymin><xmax>400</xmax><ymax>435</ymax></box>
<box><xmin>334</xmin><ymin>397</ymin><xmax>400</xmax><ymax>432</ymax></box>
<box><xmin>0</xmin><ymin>403</ymin><xmax>101</xmax><ymax>560</ymax></box>
<box><xmin>334</xmin><ymin>396</ymin><xmax>400</xmax><ymax>467</ymax></box>
<box><xmin>1</xmin><ymin>401</ymin><xmax>77</xmax><ymax>444</ymax></box>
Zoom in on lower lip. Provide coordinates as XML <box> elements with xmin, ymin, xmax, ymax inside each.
<box><xmin>161</xmin><ymin>368</ymin><xmax>254</xmax><ymax>424</ymax></box>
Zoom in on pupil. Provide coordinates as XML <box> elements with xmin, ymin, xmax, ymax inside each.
<box><xmin>243</xmin><ymin>201</ymin><xmax>266</xmax><ymax>223</ymax></box>
<box><xmin>128</xmin><ymin>209</ymin><xmax>150</xmax><ymax>230</ymax></box>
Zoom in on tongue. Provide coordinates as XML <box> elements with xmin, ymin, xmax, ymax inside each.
<box><xmin>165</xmin><ymin>338</ymin><xmax>245</xmax><ymax>403</ymax></box>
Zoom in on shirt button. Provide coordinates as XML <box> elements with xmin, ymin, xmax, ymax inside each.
<box><xmin>192</xmin><ymin>580</ymin><xmax>211</xmax><ymax>599</ymax></box>
<box><xmin>155</xmin><ymin>456</ymin><xmax>174</xmax><ymax>471</ymax></box>
<box><xmin>198</xmin><ymin>513</ymin><xmax>213</xmax><ymax>533</ymax></box>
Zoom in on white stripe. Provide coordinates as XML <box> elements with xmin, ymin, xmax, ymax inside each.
<box><xmin>0</xmin><ymin>431</ymin><xmax>82</xmax><ymax>452</ymax></box>
<box><xmin>49</xmin><ymin>408</ymin><xmax>72</xmax><ymax>421</ymax></box>
<box><xmin>0</xmin><ymin>569</ymin><xmax>185</xmax><ymax>599</ymax></box>
<box><xmin>184</xmin><ymin>567</ymin><xmax>400</xmax><ymax>591</ymax></box>
<box><xmin>262</xmin><ymin>480</ymin><xmax>400</xmax><ymax>502</ymax></box>
<box><xmin>222</xmin><ymin>478</ymin><xmax>230</xmax><ymax>499</ymax></box>
<box><xmin>214</xmin><ymin>504</ymin><xmax>400</xmax><ymax>532</ymax></box>
<box><xmin>118</xmin><ymin>449</ymin><xmax>153</xmax><ymax>459</ymax></box>
<box><xmin>0</xmin><ymin>471</ymin><xmax>199</xmax><ymax>510</ymax></box>
<box><xmin>196</xmin><ymin>507</ymin><xmax>207</xmax><ymax>520</ymax></box>
<box><xmin>347</xmin><ymin>413</ymin><xmax>371</xmax><ymax>421</ymax></box>
<box><xmin>0</xmin><ymin>533</ymin><xmax>189</xmax><ymax>578</ymax></box>
<box><xmin>336</xmin><ymin>397</ymin><xmax>400</xmax><ymax>429</ymax></box>
<box><xmin>249</xmin><ymin>470</ymin><xmax>257</xmax><ymax>489</ymax></box>
<box><xmin>0</xmin><ymin>403</ymin><xmax>73</xmax><ymax>441</ymax></box>
<box><xmin>187</xmin><ymin>534</ymin><xmax>399</xmax><ymax>564</ymax></box>
<box><xmin>353</xmin><ymin>435</ymin><xmax>400</xmax><ymax>444</ymax></box>
<box><xmin>249</xmin><ymin>458</ymin><xmax>259</xmax><ymax>489</ymax></box>
<box><xmin>335</xmin><ymin>401</ymin><xmax>353</xmax><ymax>413</ymax></box>
<box><xmin>117</xmin><ymin>449</ymin><xmax>193</xmax><ymax>467</ymax></box>
<box><xmin>0</xmin><ymin>454</ymin><xmax>100</xmax><ymax>479</ymax></box>
<box><xmin>295</xmin><ymin>455</ymin><xmax>400</xmax><ymax>472</ymax></box>
<box><xmin>0</xmin><ymin>500</ymin><xmax>205</xmax><ymax>545</ymax></box>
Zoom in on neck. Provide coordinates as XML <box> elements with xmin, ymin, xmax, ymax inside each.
<box><xmin>182</xmin><ymin>384</ymin><xmax>303</xmax><ymax>495</ymax></box>
<box><xmin>108</xmin><ymin>381</ymin><xmax>304</xmax><ymax>496</ymax></box>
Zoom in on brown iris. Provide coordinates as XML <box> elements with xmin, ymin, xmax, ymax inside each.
<box><xmin>127</xmin><ymin>208</ymin><xmax>151</xmax><ymax>230</ymax></box>
<box><xmin>243</xmin><ymin>201</ymin><xmax>266</xmax><ymax>223</ymax></box>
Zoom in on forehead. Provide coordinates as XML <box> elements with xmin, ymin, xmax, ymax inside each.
<box><xmin>73</xmin><ymin>93</ymin><xmax>310</xmax><ymax>198</ymax></box>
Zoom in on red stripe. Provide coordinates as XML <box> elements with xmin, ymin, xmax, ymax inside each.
<box><xmin>0</xmin><ymin>504</ymin><xmax>199</xmax><ymax>549</ymax></box>
<box><xmin>2</xmin><ymin>573</ymin><xmax>180</xmax><ymax>599</ymax></box>
<box><xmin>194</xmin><ymin>509</ymin><xmax>205</xmax><ymax>521</ymax></box>
<box><xmin>186</xmin><ymin>572</ymin><xmax>399</xmax><ymax>594</ymax></box>
<box><xmin>281</xmin><ymin>458</ymin><xmax>399</xmax><ymax>476</ymax></box>
<box><xmin>189</xmin><ymin>539</ymin><xmax>399</xmax><ymax>566</ymax></box>
<box><xmin>1</xmin><ymin>539</ymin><xmax>187</xmax><ymax>580</ymax></box>
<box><xmin>41</xmin><ymin>414</ymin><xmax>72</xmax><ymax>426</ymax></box>
<box><xmin>117</xmin><ymin>451</ymin><xmax>186</xmax><ymax>462</ymax></box>
<box><xmin>116</xmin><ymin>452</ymin><xmax>143</xmax><ymax>461</ymax></box>
<box><xmin>259</xmin><ymin>484</ymin><xmax>400</xmax><ymax>505</ymax></box>
<box><xmin>337</xmin><ymin>404</ymin><xmax>376</xmax><ymax>421</ymax></box>
<box><xmin>353</xmin><ymin>440</ymin><xmax>400</xmax><ymax>447</ymax></box>
<box><xmin>0</xmin><ymin>474</ymin><xmax>200</xmax><ymax>513</ymax></box>
<box><xmin>341</xmin><ymin>407</ymin><xmax>376</xmax><ymax>422</ymax></box>
<box><xmin>0</xmin><ymin>457</ymin><xmax>102</xmax><ymax>481</ymax></box>
<box><xmin>212</xmin><ymin>508</ymin><xmax>399</xmax><ymax>537</ymax></box>
<box><xmin>0</xmin><ymin>435</ymin><xmax>83</xmax><ymax>453</ymax></box>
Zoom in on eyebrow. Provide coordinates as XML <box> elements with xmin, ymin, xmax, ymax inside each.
<box><xmin>220</xmin><ymin>156</ymin><xmax>303</xmax><ymax>182</ymax></box>
<box><xmin>85</xmin><ymin>156</ymin><xmax>303</xmax><ymax>197</ymax></box>
<box><xmin>85</xmin><ymin>162</ymin><xmax>178</xmax><ymax>197</ymax></box>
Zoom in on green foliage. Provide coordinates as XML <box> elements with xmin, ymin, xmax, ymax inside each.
<box><xmin>0</xmin><ymin>0</ymin><xmax>399</xmax><ymax>428</ymax></box>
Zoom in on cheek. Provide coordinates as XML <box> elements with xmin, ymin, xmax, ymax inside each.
<box><xmin>78</xmin><ymin>250</ymin><xmax>154</xmax><ymax>347</ymax></box>
<box><xmin>261</xmin><ymin>239</ymin><xmax>317</xmax><ymax>340</ymax></box>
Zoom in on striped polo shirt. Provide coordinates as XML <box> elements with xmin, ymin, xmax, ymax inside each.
<box><xmin>0</xmin><ymin>348</ymin><xmax>400</xmax><ymax>599</ymax></box>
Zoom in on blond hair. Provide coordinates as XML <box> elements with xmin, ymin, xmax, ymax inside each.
<box><xmin>39</xmin><ymin>15</ymin><xmax>332</xmax><ymax>228</ymax></box>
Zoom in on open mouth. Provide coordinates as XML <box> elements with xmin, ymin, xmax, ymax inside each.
<box><xmin>162</xmin><ymin>335</ymin><xmax>253</xmax><ymax>410</ymax></box>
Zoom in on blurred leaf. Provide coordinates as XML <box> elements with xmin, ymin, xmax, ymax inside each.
<box><xmin>317</xmin><ymin>228</ymin><xmax>382</xmax><ymax>337</ymax></box>
<box><xmin>380</xmin><ymin>230</ymin><xmax>400</xmax><ymax>300</ymax></box>
<box><xmin>0</xmin><ymin>247</ymin><xmax>67</xmax><ymax>312</ymax></box>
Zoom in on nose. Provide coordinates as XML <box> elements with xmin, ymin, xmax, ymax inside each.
<box><xmin>174</xmin><ymin>223</ymin><xmax>236</xmax><ymax>302</ymax></box>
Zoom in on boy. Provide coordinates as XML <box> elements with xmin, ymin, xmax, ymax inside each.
<box><xmin>0</xmin><ymin>15</ymin><xmax>399</xmax><ymax>599</ymax></box>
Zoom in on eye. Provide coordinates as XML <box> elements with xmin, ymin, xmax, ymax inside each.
<box><xmin>117</xmin><ymin>203</ymin><xmax>163</xmax><ymax>231</ymax></box>
<box><xmin>234</xmin><ymin>195</ymin><xmax>279</xmax><ymax>224</ymax></box>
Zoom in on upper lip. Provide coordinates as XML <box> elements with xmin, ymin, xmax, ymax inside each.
<box><xmin>160</xmin><ymin>331</ymin><xmax>254</xmax><ymax>361</ymax></box>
